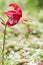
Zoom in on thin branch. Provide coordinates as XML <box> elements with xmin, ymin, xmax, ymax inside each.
<box><xmin>0</xmin><ymin>17</ymin><xmax>5</xmax><ymax>22</ymax></box>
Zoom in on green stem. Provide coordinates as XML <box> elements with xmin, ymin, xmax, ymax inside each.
<box><xmin>2</xmin><ymin>25</ymin><xmax>7</xmax><ymax>65</ymax></box>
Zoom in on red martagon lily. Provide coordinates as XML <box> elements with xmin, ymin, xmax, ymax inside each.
<box><xmin>2</xmin><ymin>3</ymin><xmax>22</xmax><ymax>26</ymax></box>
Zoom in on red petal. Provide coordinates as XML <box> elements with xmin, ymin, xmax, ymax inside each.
<box><xmin>6</xmin><ymin>17</ymin><xmax>18</xmax><ymax>26</ymax></box>
<box><xmin>16</xmin><ymin>7</ymin><xmax>22</xmax><ymax>17</ymax></box>
<box><xmin>4</xmin><ymin>10</ymin><xmax>16</xmax><ymax>17</ymax></box>
<box><xmin>9</xmin><ymin>3</ymin><xmax>22</xmax><ymax>17</ymax></box>
<box><xmin>9</xmin><ymin>3</ymin><xmax>19</xmax><ymax>10</ymax></box>
<box><xmin>6</xmin><ymin>21</ymin><xmax>14</xmax><ymax>26</ymax></box>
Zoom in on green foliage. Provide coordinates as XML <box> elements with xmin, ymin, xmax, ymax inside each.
<box><xmin>38</xmin><ymin>0</ymin><xmax>43</xmax><ymax>9</ymax></box>
<box><xmin>26</xmin><ymin>0</ymin><xmax>38</xmax><ymax>11</ymax></box>
<box><xmin>0</xmin><ymin>0</ymin><xmax>5</xmax><ymax>11</ymax></box>
<box><xmin>38</xmin><ymin>54</ymin><xmax>43</xmax><ymax>59</ymax></box>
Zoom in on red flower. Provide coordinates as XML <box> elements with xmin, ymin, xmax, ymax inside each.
<box><xmin>2</xmin><ymin>3</ymin><xmax>22</xmax><ymax>26</ymax></box>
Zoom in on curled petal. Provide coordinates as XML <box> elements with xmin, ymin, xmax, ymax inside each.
<box><xmin>9</xmin><ymin>3</ymin><xmax>19</xmax><ymax>10</ymax></box>
<box><xmin>9</xmin><ymin>3</ymin><xmax>22</xmax><ymax>17</ymax></box>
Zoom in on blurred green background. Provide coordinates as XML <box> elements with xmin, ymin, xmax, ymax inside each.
<box><xmin>0</xmin><ymin>0</ymin><xmax>43</xmax><ymax>22</ymax></box>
